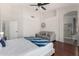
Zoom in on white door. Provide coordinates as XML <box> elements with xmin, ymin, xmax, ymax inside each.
<box><xmin>9</xmin><ymin>21</ymin><xmax>18</xmax><ymax>39</ymax></box>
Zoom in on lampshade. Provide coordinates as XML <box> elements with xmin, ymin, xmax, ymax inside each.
<box><xmin>0</xmin><ymin>32</ymin><xmax>4</xmax><ymax>35</ymax></box>
<box><xmin>0</xmin><ymin>32</ymin><xmax>4</xmax><ymax>37</ymax></box>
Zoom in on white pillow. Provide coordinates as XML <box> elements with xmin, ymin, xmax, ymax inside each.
<box><xmin>0</xmin><ymin>37</ymin><xmax>2</xmax><ymax>48</ymax></box>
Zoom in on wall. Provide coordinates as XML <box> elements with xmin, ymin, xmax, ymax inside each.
<box><xmin>0</xmin><ymin>4</ymin><xmax>24</xmax><ymax>38</ymax></box>
<box><xmin>40</xmin><ymin>10</ymin><xmax>58</xmax><ymax>40</ymax></box>
<box><xmin>22</xmin><ymin>5</ymin><xmax>41</xmax><ymax>37</ymax></box>
<box><xmin>0</xmin><ymin>4</ymin><xmax>41</xmax><ymax>38</ymax></box>
<box><xmin>40</xmin><ymin>8</ymin><xmax>63</xmax><ymax>41</ymax></box>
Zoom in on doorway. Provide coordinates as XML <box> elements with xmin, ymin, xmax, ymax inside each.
<box><xmin>63</xmin><ymin>11</ymin><xmax>79</xmax><ymax>56</ymax></box>
<box><xmin>64</xmin><ymin>11</ymin><xmax>78</xmax><ymax>44</ymax></box>
<box><xmin>3</xmin><ymin>21</ymin><xmax>18</xmax><ymax>40</ymax></box>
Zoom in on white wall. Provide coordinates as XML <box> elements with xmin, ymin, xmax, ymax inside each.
<box><xmin>40</xmin><ymin>10</ymin><xmax>58</xmax><ymax>40</ymax></box>
<box><xmin>0</xmin><ymin>4</ymin><xmax>24</xmax><ymax>38</ymax></box>
<box><xmin>40</xmin><ymin>8</ymin><xmax>62</xmax><ymax>41</ymax></box>
<box><xmin>0</xmin><ymin>4</ymin><xmax>41</xmax><ymax>38</ymax></box>
<box><xmin>22</xmin><ymin>6</ymin><xmax>41</xmax><ymax>37</ymax></box>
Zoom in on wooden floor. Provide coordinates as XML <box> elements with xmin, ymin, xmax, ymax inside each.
<box><xmin>53</xmin><ymin>41</ymin><xmax>79</xmax><ymax>56</ymax></box>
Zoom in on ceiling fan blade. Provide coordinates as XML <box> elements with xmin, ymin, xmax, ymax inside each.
<box><xmin>41</xmin><ymin>3</ymin><xmax>50</xmax><ymax>5</ymax></box>
<box><xmin>30</xmin><ymin>5</ymin><xmax>38</xmax><ymax>6</ymax></box>
<box><xmin>41</xmin><ymin>6</ymin><xmax>46</xmax><ymax>10</ymax></box>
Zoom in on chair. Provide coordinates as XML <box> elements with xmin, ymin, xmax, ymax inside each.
<box><xmin>35</xmin><ymin>31</ymin><xmax>56</xmax><ymax>41</ymax></box>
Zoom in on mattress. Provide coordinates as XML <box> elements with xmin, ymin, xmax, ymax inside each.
<box><xmin>24</xmin><ymin>43</ymin><xmax>55</xmax><ymax>56</ymax></box>
<box><xmin>0</xmin><ymin>38</ymin><xmax>55</xmax><ymax>56</ymax></box>
<box><xmin>0</xmin><ymin>38</ymin><xmax>39</xmax><ymax>56</ymax></box>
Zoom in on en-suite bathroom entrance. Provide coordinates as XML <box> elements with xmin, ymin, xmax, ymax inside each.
<box><xmin>64</xmin><ymin>11</ymin><xmax>79</xmax><ymax>56</ymax></box>
<box><xmin>64</xmin><ymin>11</ymin><xmax>78</xmax><ymax>45</ymax></box>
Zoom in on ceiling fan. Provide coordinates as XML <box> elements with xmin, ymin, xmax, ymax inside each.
<box><xmin>30</xmin><ymin>3</ymin><xmax>49</xmax><ymax>11</ymax></box>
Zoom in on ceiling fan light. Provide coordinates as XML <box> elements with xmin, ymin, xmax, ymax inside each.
<box><xmin>41</xmin><ymin>6</ymin><xmax>46</xmax><ymax>10</ymax></box>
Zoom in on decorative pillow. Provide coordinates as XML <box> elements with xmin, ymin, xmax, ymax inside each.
<box><xmin>0</xmin><ymin>37</ymin><xmax>6</xmax><ymax>47</ymax></box>
<box><xmin>24</xmin><ymin>37</ymin><xmax>34</xmax><ymax>40</ymax></box>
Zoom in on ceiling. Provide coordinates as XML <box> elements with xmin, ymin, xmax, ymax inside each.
<box><xmin>1</xmin><ymin>3</ymin><xmax>79</xmax><ymax>12</ymax></box>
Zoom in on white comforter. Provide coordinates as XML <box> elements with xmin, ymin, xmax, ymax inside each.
<box><xmin>0</xmin><ymin>38</ymin><xmax>55</xmax><ymax>56</ymax></box>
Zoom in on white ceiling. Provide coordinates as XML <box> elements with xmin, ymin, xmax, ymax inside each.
<box><xmin>45</xmin><ymin>3</ymin><xmax>79</xmax><ymax>10</ymax></box>
<box><xmin>0</xmin><ymin>3</ymin><xmax>79</xmax><ymax>12</ymax></box>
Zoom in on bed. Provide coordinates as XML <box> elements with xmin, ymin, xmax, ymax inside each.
<box><xmin>0</xmin><ymin>38</ymin><xmax>55</xmax><ymax>56</ymax></box>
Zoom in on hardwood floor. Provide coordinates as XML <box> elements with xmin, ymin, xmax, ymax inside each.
<box><xmin>53</xmin><ymin>41</ymin><xmax>79</xmax><ymax>56</ymax></box>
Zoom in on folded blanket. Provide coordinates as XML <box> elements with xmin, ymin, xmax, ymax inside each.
<box><xmin>31</xmin><ymin>39</ymin><xmax>49</xmax><ymax>43</ymax></box>
<box><xmin>24</xmin><ymin>37</ymin><xmax>42</xmax><ymax>40</ymax></box>
<box><xmin>24</xmin><ymin>37</ymin><xmax>49</xmax><ymax>47</ymax></box>
<box><xmin>33</xmin><ymin>42</ymin><xmax>48</xmax><ymax>47</ymax></box>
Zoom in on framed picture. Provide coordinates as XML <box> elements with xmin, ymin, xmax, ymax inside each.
<box><xmin>41</xmin><ymin>22</ymin><xmax>46</xmax><ymax>28</ymax></box>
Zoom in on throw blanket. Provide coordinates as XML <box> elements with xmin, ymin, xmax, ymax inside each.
<box><xmin>24</xmin><ymin>37</ymin><xmax>49</xmax><ymax>47</ymax></box>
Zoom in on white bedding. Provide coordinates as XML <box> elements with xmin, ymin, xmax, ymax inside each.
<box><xmin>0</xmin><ymin>38</ymin><xmax>55</xmax><ymax>56</ymax></box>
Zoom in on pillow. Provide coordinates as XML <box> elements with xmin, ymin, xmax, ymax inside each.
<box><xmin>0</xmin><ymin>37</ymin><xmax>6</xmax><ymax>47</ymax></box>
<box><xmin>24</xmin><ymin>37</ymin><xmax>34</xmax><ymax>40</ymax></box>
